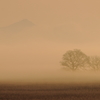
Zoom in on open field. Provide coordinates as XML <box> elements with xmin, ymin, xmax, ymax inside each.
<box><xmin>0</xmin><ymin>83</ymin><xmax>100</xmax><ymax>100</ymax></box>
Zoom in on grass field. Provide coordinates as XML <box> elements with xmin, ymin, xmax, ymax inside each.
<box><xmin>0</xmin><ymin>83</ymin><xmax>100</xmax><ymax>100</ymax></box>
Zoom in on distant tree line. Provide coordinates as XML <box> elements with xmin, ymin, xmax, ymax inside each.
<box><xmin>61</xmin><ymin>49</ymin><xmax>100</xmax><ymax>71</ymax></box>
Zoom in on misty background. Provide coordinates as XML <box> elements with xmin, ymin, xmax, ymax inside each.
<box><xmin>0</xmin><ymin>0</ymin><xmax>100</xmax><ymax>83</ymax></box>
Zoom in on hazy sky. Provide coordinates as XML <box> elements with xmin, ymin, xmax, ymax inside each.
<box><xmin>0</xmin><ymin>0</ymin><xmax>100</xmax><ymax>83</ymax></box>
<box><xmin>0</xmin><ymin>0</ymin><xmax>100</xmax><ymax>43</ymax></box>
<box><xmin>0</xmin><ymin>0</ymin><xmax>100</xmax><ymax>25</ymax></box>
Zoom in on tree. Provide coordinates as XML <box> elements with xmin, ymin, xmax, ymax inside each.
<box><xmin>61</xmin><ymin>49</ymin><xmax>88</xmax><ymax>71</ymax></box>
<box><xmin>88</xmin><ymin>56</ymin><xmax>100</xmax><ymax>70</ymax></box>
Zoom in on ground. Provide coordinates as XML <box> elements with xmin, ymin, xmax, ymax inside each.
<box><xmin>0</xmin><ymin>83</ymin><xmax>100</xmax><ymax>100</ymax></box>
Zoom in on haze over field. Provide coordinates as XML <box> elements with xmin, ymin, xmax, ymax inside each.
<box><xmin>0</xmin><ymin>0</ymin><xmax>100</xmax><ymax>83</ymax></box>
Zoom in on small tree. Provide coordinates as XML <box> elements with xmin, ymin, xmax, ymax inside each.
<box><xmin>88</xmin><ymin>56</ymin><xmax>100</xmax><ymax>70</ymax></box>
<box><xmin>61</xmin><ymin>49</ymin><xmax>88</xmax><ymax>71</ymax></box>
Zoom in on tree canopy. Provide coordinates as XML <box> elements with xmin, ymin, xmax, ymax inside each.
<box><xmin>61</xmin><ymin>49</ymin><xmax>100</xmax><ymax>71</ymax></box>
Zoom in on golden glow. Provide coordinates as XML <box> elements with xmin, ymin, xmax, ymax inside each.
<box><xmin>0</xmin><ymin>0</ymin><xmax>100</xmax><ymax>83</ymax></box>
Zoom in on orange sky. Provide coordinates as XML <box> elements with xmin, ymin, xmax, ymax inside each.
<box><xmin>0</xmin><ymin>0</ymin><xmax>100</xmax><ymax>25</ymax></box>
<box><xmin>0</xmin><ymin>0</ymin><xmax>100</xmax><ymax>83</ymax></box>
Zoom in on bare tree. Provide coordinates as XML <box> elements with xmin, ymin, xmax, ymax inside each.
<box><xmin>61</xmin><ymin>49</ymin><xmax>88</xmax><ymax>71</ymax></box>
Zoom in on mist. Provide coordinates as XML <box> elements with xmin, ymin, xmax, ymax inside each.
<box><xmin>0</xmin><ymin>38</ymin><xmax>100</xmax><ymax>84</ymax></box>
<box><xmin>0</xmin><ymin>0</ymin><xmax>100</xmax><ymax>84</ymax></box>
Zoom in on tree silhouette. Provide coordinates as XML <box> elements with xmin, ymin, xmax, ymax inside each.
<box><xmin>61</xmin><ymin>49</ymin><xmax>88</xmax><ymax>71</ymax></box>
<box><xmin>88</xmin><ymin>56</ymin><xmax>100</xmax><ymax>70</ymax></box>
